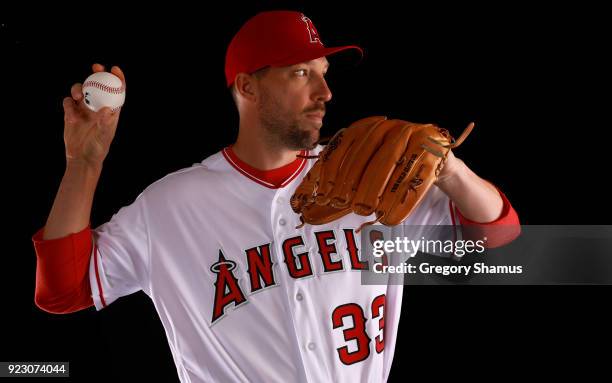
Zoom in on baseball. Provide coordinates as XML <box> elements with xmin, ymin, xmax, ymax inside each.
<box><xmin>82</xmin><ymin>72</ymin><xmax>126</xmax><ymax>112</ymax></box>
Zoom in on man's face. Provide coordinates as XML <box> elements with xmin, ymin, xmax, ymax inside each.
<box><xmin>255</xmin><ymin>57</ymin><xmax>332</xmax><ymax>151</ymax></box>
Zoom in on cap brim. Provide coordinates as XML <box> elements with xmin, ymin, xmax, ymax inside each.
<box><xmin>269</xmin><ymin>45</ymin><xmax>364</xmax><ymax>68</ymax></box>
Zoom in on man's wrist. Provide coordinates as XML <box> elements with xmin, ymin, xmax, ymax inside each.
<box><xmin>435</xmin><ymin>156</ymin><xmax>466</xmax><ymax>188</ymax></box>
<box><xmin>65</xmin><ymin>158</ymin><xmax>103</xmax><ymax>177</ymax></box>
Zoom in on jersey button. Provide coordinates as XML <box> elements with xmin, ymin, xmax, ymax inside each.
<box><xmin>279</xmin><ymin>218</ymin><xmax>286</xmax><ymax>226</ymax></box>
<box><xmin>296</xmin><ymin>293</ymin><xmax>303</xmax><ymax>301</ymax></box>
<box><xmin>307</xmin><ymin>342</ymin><xmax>316</xmax><ymax>351</ymax></box>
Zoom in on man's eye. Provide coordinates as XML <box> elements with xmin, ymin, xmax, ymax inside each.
<box><xmin>295</xmin><ymin>69</ymin><xmax>307</xmax><ymax>76</ymax></box>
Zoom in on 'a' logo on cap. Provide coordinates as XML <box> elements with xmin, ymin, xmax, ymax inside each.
<box><xmin>301</xmin><ymin>14</ymin><xmax>323</xmax><ymax>45</ymax></box>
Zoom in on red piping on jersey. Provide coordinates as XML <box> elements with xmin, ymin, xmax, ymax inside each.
<box><xmin>222</xmin><ymin>146</ymin><xmax>308</xmax><ymax>189</ymax></box>
<box><xmin>449</xmin><ymin>200</ymin><xmax>457</xmax><ymax>227</ymax></box>
<box><xmin>93</xmin><ymin>243</ymin><xmax>107</xmax><ymax>308</ymax></box>
<box><xmin>449</xmin><ymin>200</ymin><xmax>458</xmax><ymax>245</ymax></box>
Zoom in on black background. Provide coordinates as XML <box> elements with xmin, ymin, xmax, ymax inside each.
<box><xmin>3</xmin><ymin>1</ymin><xmax>610</xmax><ymax>381</ymax></box>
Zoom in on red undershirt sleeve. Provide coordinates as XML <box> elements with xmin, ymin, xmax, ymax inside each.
<box><xmin>32</xmin><ymin>225</ymin><xmax>95</xmax><ymax>314</ymax></box>
<box><xmin>451</xmin><ymin>187</ymin><xmax>521</xmax><ymax>248</ymax></box>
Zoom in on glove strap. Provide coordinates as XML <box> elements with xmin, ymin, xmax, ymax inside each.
<box><xmin>449</xmin><ymin>122</ymin><xmax>475</xmax><ymax>149</ymax></box>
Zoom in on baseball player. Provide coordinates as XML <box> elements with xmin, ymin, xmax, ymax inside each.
<box><xmin>32</xmin><ymin>11</ymin><xmax>520</xmax><ymax>382</ymax></box>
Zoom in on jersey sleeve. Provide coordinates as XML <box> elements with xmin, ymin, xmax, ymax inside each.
<box><xmin>89</xmin><ymin>192</ymin><xmax>151</xmax><ymax>310</ymax></box>
<box><xmin>391</xmin><ymin>185</ymin><xmax>455</xmax><ymax>261</ymax></box>
<box><xmin>397</xmin><ymin>185</ymin><xmax>455</xmax><ymax>227</ymax></box>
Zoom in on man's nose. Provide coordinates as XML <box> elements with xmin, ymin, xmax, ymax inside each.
<box><xmin>313</xmin><ymin>77</ymin><xmax>332</xmax><ymax>103</ymax></box>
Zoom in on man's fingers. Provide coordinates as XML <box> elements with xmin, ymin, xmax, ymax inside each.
<box><xmin>97</xmin><ymin>107</ymin><xmax>115</xmax><ymax>126</ymax></box>
<box><xmin>92</xmin><ymin>63</ymin><xmax>105</xmax><ymax>72</ymax></box>
<box><xmin>110</xmin><ymin>66</ymin><xmax>126</xmax><ymax>89</ymax></box>
<box><xmin>71</xmin><ymin>83</ymin><xmax>83</xmax><ymax>101</ymax></box>
<box><xmin>63</xmin><ymin>97</ymin><xmax>76</xmax><ymax>117</ymax></box>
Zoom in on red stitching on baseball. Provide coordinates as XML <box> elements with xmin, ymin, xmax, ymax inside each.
<box><xmin>83</xmin><ymin>80</ymin><xmax>125</xmax><ymax>94</ymax></box>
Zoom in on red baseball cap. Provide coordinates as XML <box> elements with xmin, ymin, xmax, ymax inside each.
<box><xmin>225</xmin><ymin>10</ymin><xmax>363</xmax><ymax>87</ymax></box>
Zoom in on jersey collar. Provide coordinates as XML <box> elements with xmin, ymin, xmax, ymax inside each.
<box><xmin>222</xmin><ymin>145</ymin><xmax>308</xmax><ymax>189</ymax></box>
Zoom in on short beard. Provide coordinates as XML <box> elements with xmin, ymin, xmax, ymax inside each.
<box><xmin>257</xmin><ymin>88</ymin><xmax>320</xmax><ymax>151</ymax></box>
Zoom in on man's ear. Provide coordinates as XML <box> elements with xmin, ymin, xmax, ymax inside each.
<box><xmin>234</xmin><ymin>73</ymin><xmax>257</xmax><ymax>102</ymax></box>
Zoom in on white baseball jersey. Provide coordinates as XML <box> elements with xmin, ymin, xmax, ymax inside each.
<box><xmin>88</xmin><ymin>145</ymin><xmax>456</xmax><ymax>383</ymax></box>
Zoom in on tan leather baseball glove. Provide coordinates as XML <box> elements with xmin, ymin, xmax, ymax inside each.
<box><xmin>290</xmin><ymin>116</ymin><xmax>474</xmax><ymax>231</ymax></box>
